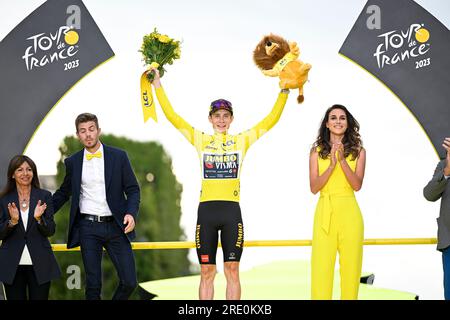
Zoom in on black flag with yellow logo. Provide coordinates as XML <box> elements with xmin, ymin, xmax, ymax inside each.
<box><xmin>340</xmin><ymin>0</ymin><xmax>450</xmax><ymax>159</ymax></box>
<box><xmin>0</xmin><ymin>0</ymin><xmax>114</xmax><ymax>187</ymax></box>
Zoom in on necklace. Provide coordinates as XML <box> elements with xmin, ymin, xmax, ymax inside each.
<box><xmin>18</xmin><ymin>190</ymin><xmax>30</xmax><ymax>209</ymax></box>
<box><xmin>21</xmin><ymin>199</ymin><xmax>28</xmax><ymax>208</ymax></box>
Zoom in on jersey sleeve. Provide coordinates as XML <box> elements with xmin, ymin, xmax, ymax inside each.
<box><xmin>155</xmin><ymin>86</ymin><xmax>199</xmax><ymax>146</ymax></box>
<box><xmin>239</xmin><ymin>91</ymin><xmax>289</xmax><ymax>149</ymax></box>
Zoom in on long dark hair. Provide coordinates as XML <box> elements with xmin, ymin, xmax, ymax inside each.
<box><xmin>312</xmin><ymin>104</ymin><xmax>362</xmax><ymax>160</ymax></box>
<box><xmin>0</xmin><ymin>155</ymin><xmax>40</xmax><ymax>198</ymax></box>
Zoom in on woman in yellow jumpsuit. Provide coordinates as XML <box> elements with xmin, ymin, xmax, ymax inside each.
<box><xmin>309</xmin><ymin>104</ymin><xmax>366</xmax><ymax>300</ymax></box>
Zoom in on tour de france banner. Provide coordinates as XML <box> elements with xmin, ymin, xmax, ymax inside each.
<box><xmin>340</xmin><ymin>0</ymin><xmax>450</xmax><ymax>159</ymax></box>
<box><xmin>0</xmin><ymin>0</ymin><xmax>114</xmax><ymax>187</ymax></box>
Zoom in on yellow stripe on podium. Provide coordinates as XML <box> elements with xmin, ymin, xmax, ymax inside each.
<box><xmin>50</xmin><ymin>238</ymin><xmax>437</xmax><ymax>251</ymax></box>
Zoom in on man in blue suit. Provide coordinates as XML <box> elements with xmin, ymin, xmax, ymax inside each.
<box><xmin>53</xmin><ymin>113</ymin><xmax>140</xmax><ymax>300</ymax></box>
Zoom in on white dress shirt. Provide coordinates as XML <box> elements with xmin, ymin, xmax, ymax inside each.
<box><xmin>19</xmin><ymin>208</ymin><xmax>33</xmax><ymax>265</ymax></box>
<box><xmin>79</xmin><ymin>144</ymin><xmax>113</xmax><ymax>217</ymax></box>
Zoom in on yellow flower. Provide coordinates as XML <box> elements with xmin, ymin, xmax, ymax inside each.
<box><xmin>158</xmin><ymin>34</ymin><xmax>170</xmax><ymax>43</ymax></box>
<box><xmin>174</xmin><ymin>47</ymin><xmax>181</xmax><ymax>58</ymax></box>
<box><xmin>140</xmin><ymin>28</ymin><xmax>181</xmax><ymax>78</ymax></box>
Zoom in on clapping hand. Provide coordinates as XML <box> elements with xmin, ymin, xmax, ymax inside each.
<box><xmin>330</xmin><ymin>143</ymin><xmax>338</xmax><ymax>169</ymax></box>
<box><xmin>336</xmin><ymin>143</ymin><xmax>345</xmax><ymax>163</ymax></box>
<box><xmin>34</xmin><ymin>200</ymin><xmax>47</xmax><ymax>222</ymax></box>
<box><xmin>7</xmin><ymin>202</ymin><xmax>19</xmax><ymax>225</ymax></box>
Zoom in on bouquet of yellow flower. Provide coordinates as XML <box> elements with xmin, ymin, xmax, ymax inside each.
<box><xmin>140</xmin><ymin>28</ymin><xmax>181</xmax><ymax>82</ymax></box>
<box><xmin>139</xmin><ymin>28</ymin><xmax>181</xmax><ymax>123</ymax></box>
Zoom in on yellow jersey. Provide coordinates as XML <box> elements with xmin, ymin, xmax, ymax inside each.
<box><xmin>155</xmin><ymin>86</ymin><xmax>289</xmax><ymax>202</ymax></box>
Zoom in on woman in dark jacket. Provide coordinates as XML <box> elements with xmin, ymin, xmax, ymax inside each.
<box><xmin>0</xmin><ymin>155</ymin><xmax>60</xmax><ymax>300</ymax></box>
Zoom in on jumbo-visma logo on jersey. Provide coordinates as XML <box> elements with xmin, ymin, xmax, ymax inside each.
<box><xmin>202</xmin><ymin>152</ymin><xmax>240</xmax><ymax>179</ymax></box>
<box><xmin>22</xmin><ymin>26</ymin><xmax>80</xmax><ymax>71</ymax></box>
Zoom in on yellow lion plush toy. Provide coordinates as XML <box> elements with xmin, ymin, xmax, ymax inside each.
<box><xmin>253</xmin><ymin>34</ymin><xmax>312</xmax><ymax>103</ymax></box>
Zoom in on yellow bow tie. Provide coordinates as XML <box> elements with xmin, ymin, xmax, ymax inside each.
<box><xmin>86</xmin><ymin>151</ymin><xmax>102</xmax><ymax>160</ymax></box>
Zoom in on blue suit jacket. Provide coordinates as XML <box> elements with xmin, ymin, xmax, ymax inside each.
<box><xmin>0</xmin><ymin>188</ymin><xmax>61</xmax><ymax>285</ymax></box>
<box><xmin>53</xmin><ymin>144</ymin><xmax>141</xmax><ymax>249</ymax></box>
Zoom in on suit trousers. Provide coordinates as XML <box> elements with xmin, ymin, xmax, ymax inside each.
<box><xmin>442</xmin><ymin>246</ymin><xmax>450</xmax><ymax>300</ymax></box>
<box><xmin>4</xmin><ymin>265</ymin><xmax>50</xmax><ymax>300</ymax></box>
<box><xmin>79</xmin><ymin>218</ymin><xmax>137</xmax><ymax>300</ymax></box>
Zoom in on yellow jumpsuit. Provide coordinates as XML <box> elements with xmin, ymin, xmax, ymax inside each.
<box><xmin>311</xmin><ymin>150</ymin><xmax>364</xmax><ymax>300</ymax></box>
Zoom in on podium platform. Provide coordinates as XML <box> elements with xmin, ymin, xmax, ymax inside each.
<box><xmin>139</xmin><ymin>260</ymin><xmax>418</xmax><ymax>300</ymax></box>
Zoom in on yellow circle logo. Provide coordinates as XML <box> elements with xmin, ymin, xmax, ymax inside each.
<box><xmin>415</xmin><ymin>28</ymin><xmax>430</xmax><ymax>43</ymax></box>
<box><xmin>65</xmin><ymin>30</ymin><xmax>79</xmax><ymax>45</ymax></box>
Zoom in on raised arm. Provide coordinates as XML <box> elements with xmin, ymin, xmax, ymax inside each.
<box><xmin>241</xmin><ymin>89</ymin><xmax>289</xmax><ymax>147</ymax></box>
<box><xmin>149</xmin><ymin>68</ymin><xmax>197</xmax><ymax>145</ymax></box>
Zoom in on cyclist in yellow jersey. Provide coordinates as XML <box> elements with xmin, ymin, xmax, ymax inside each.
<box><xmin>309</xmin><ymin>105</ymin><xmax>366</xmax><ymax>300</ymax></box>
<box><xmin>148</xmin><ymin>67</ymin><xmax>290</xmax><ymax>300</ymax></box>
